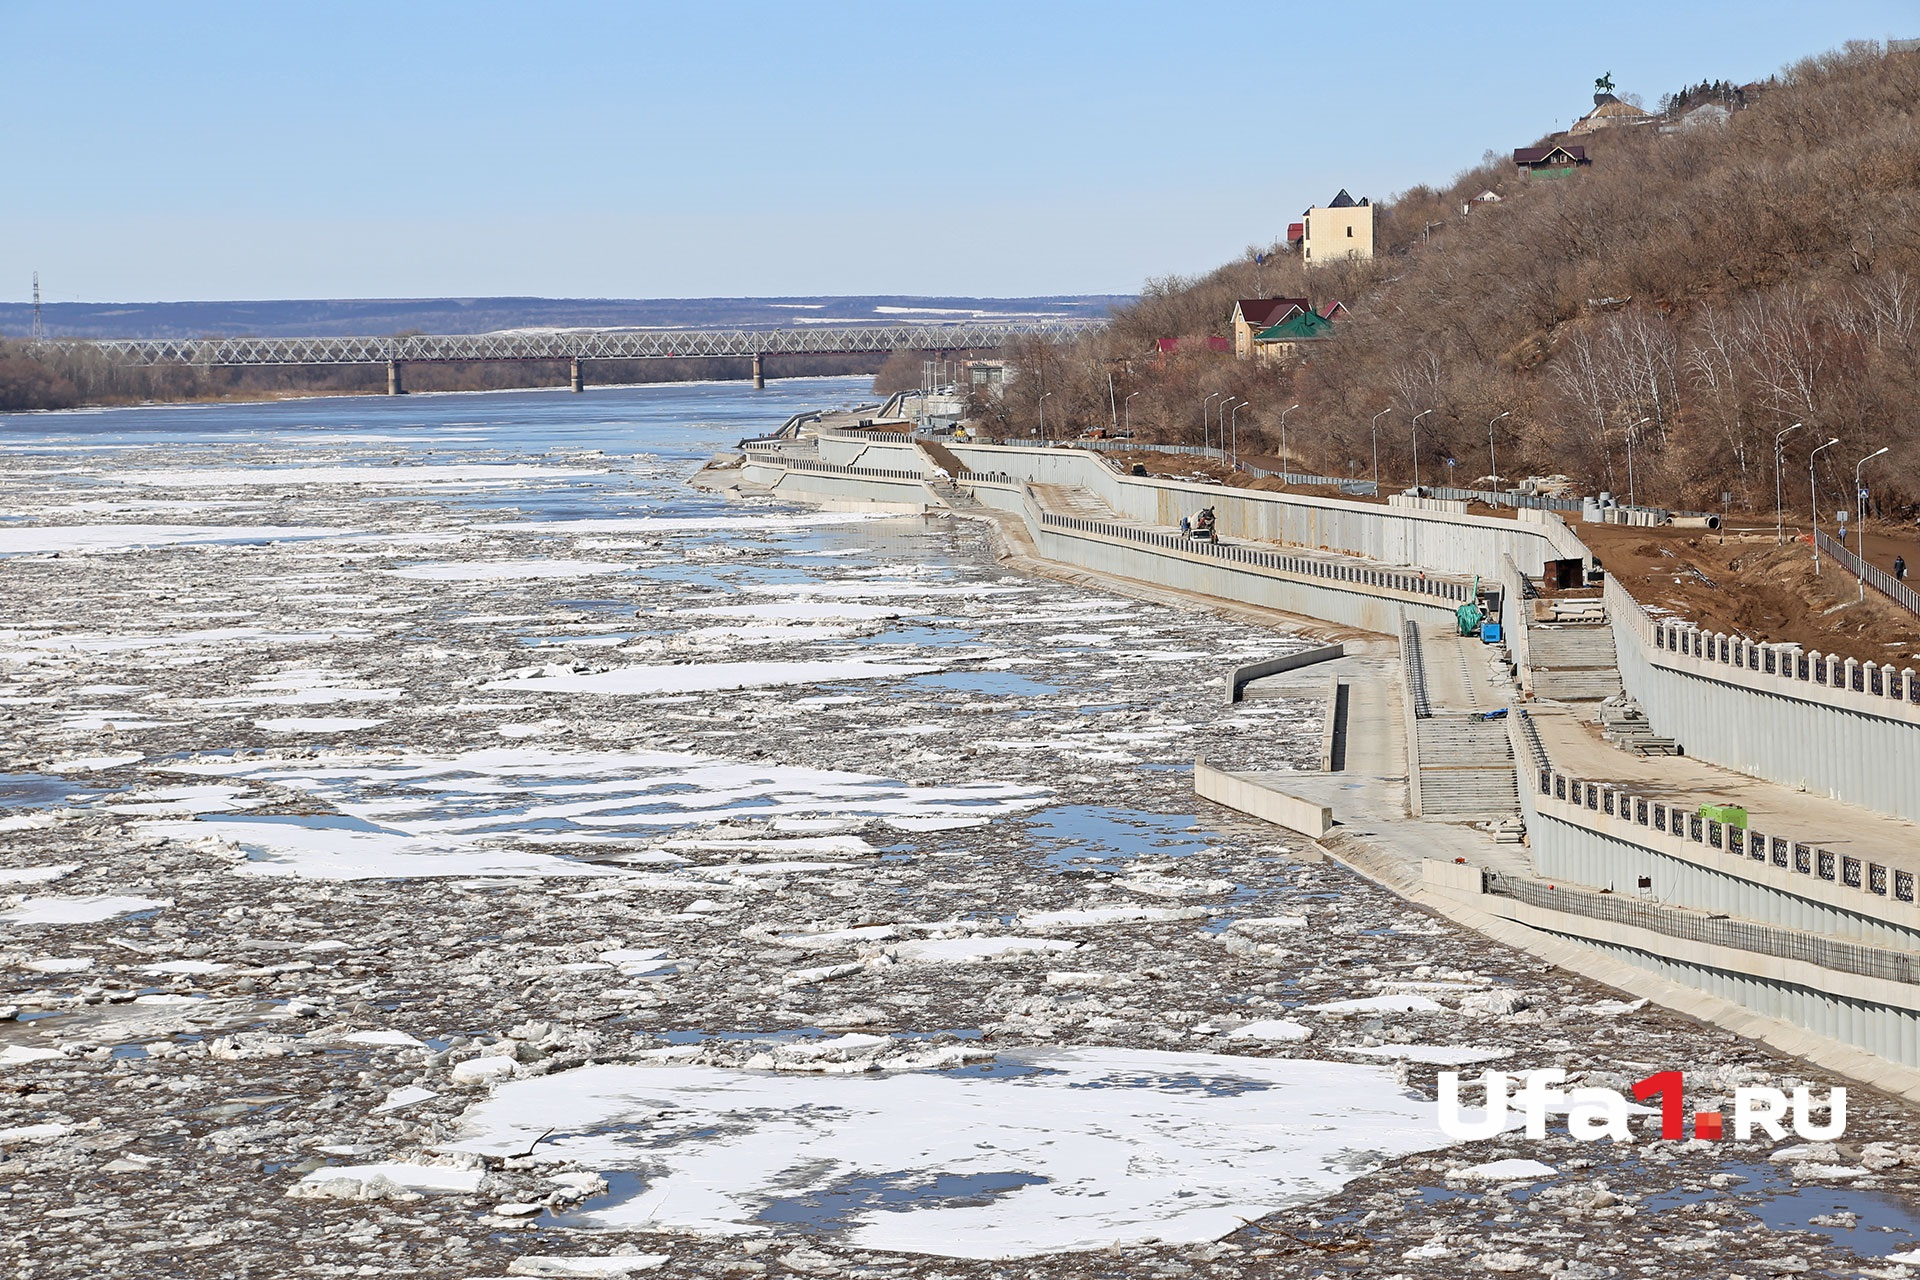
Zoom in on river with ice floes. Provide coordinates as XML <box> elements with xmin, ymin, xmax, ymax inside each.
<box><xmin>6</xmin><ymin>379</ymin><xmax>1920</xmax><ymax>1278</ymax></box>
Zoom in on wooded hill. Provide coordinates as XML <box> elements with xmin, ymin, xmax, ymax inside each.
<box><xmin>991</xmin><ymin>41</ymin><xmax>1920</xmax><ymax>515</ymax></box>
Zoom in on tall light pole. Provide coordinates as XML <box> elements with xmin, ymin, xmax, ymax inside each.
<box><xmin>1624</xmin><ymin>417</ymin><xmax>1649</xmax><ymax>508</ymax></box>
<box><xmin>1774</xmin><ymin>422</ymin><xmax>1801</xmax><ymax>544</ymax></box>
<box><xmin>1857</xmin><ymin>445</ymin><xmax>1891</xmax><ymax>599</ymax></box>
<box><xmin>1810</xmin><ymin>436</ymin><xmax>1839</xmax><ymax>573</ymax></box>
<box><xmin>1487</xmin><ymin>411</ymin><xmax>1510</xmax><ymax>506</ymax></box>
<box><xmin>1411</xmin><ymin>409</ymin><xmax>1433</xmax><ymax>491</ymax></box>
<box><xmin>1279</xmin><ymin>403</ymin><xmax>1300</xmax><ymax>473</ymax></box>
<box><xmin>1371</xmin><ymin>408</ymin><xmax>1391</xmax><ymax>494</ymax></box>
<box><xmin>1038</xmin><ymin>391</ymin><xmax>1054</xmax><ymax>443</ymax></box>
<box><xmin>1228</xmin><ymin>399</ymin><xmax>1245</xmax><ymax>468</ymax></box>
<box><xmin>1219</xmin><ymin>397</ymin><xmax>1241</xmax><ymax>457</ymax></box>
<box><xmin>1202</xmin><ymin>392</ymin><xmax>1222</xmax><ymax>451</ymax></box>
<box><xmin>1124</xmin><ymin>392</ymin><xmax>1139</xmax><ymax>435</ymax></box>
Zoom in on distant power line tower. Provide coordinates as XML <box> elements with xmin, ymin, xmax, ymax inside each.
<box><xmin>30</xmin><ymin>272</ymin><xmax>45</xmax><ymax>344</ymax></box>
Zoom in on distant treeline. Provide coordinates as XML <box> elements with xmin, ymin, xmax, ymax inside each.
<box><xmin>0</xmin><ymin>344</ymin><xmax>885</xmax><ymax>411</ymax></box>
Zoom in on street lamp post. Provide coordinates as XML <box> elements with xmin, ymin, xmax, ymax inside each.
<box><xmin>1774</xmin><ymin>423</ymin><xmax>1801</xmax><ymax>544</ymax></box>
<box><xmin>1810</xmin><ymin>437</ymin><xmax>1840</xmax><ymax>573</ymax></box>
<box><xmin>1279</xmin><ymin>403</ymin><xmax>1300</xmax><ymax>474</ymax></box>
<box><xmin>1857</xmin><ymin>446</ymin><xmax>1891</xmax><ymax>600</ymax></box>
<box><xmin>1370</xmin><ymin>408</ymin><xmax>1391</xmax><ymax>495</ymax></box>
<box><xmin>1038</xmin><ymin>392</ymin><xmax>1054</xmax><ymax>443</ymax></box>
<box><xmin>1624</xmin><ymin>417</ymin><xmax>1649</xmax><ymax>508</ymax></box>
<box><xmin>1202</xmin><ymin>392</ymin><xmax>1222</xmax><ymax>451</ymax></box>
<box><xmin>1487</xmin><ymin>412</ymin><xmax>1510</xmax><ymax>506</ymax></box>
<box><xmin>1411</xmin><ymin>409</ymin><xmax>1433</xmax><ymax>491</ymax></box>
<box><xmin>1229</xmin><ymin>400</ymin><xmax>1244</xmax><ymax>468</ymax></box>
<box><xmin>1124</xmin><ymin>392</ymin><xmax>1139</xmax><ymax>435</ymax></box>
<box><xmin>1218</xmin><ymin>398</ymin><xmax>1241</xmax><ymax>458</ymax></box>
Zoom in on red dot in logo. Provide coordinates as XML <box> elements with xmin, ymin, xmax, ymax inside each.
<box><xmin>1694</xmin><ymin>1111</ymin><xmax>1724</xmax><ymax>1140</ymax></box>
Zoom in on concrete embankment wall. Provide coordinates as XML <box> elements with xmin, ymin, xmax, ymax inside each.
<box><xmin>793</xmin><ymin>439</ymin><xmax>1920</xmax><ymax>829</ymax></box>
<box><xmin>1606</xmin><ymin>579</ymin><xmax>1920</xmax><ymax>824</ymax></box>
<box><xmin>966</xmin><ymin>479</ymin><xmax>1460</xmax><ymax>633</ymax></box>
<box><xmin>1511</xmin><ymin>739</ymin><xmax>1920</xmax><ymax>1065</ymax></box>
<box><xmin>739</xmin><ymin>459</ymin><xmax>934</xmax><ymax>513</ymax></box>
<box><xmin>827</xmin><ymin>434</ymin><xmax>1586</xmax><ymax>580</ymax></box>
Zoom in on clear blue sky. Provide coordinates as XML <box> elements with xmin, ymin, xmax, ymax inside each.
<box><xmin>4</xmin><ymin>1</ymin><xmax>1912</xmax><ymax>302</ymax></box>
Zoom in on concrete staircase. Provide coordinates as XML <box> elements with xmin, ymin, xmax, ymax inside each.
<box><xmin>1415</xmin><ymin>715</ymin><xmax>1522</xmax><ymax>819</ymax></box>
<box><xmin>1528</xmin><ymin>622</ymin><xmax>1623</xmax><ymax>701</ymax></box>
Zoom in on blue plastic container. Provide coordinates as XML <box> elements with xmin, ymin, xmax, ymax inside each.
<box><xmin>1480</xmin><ymin>621</ymin><xmax>1502</xmax><ymax>644</ymax></box>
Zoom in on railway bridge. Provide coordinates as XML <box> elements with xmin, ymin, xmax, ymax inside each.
<box><xmin>55</xmin><ymin>320</ymin><xmax>1093</xmax><ymax>393</ymax></box>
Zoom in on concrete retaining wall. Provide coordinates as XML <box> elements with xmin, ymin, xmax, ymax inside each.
<box><xmin>1194</xmin><ymin>761</ymin><xmax>1333</xmax><ymax>837</ymax></box>
<box><xmin>1228</xmin><ymin>644</ymin><xmax>1345</xmax><ymax>703</ymax></box>
<box><xmin>947</xmin><ymin>443</ymin><xmax>1582</xmax><ymax>579</ymax></box>
<box><xmin>1607</xmin><ymin>579</ymin><xmax>1920</xmax><ymax>823</ymax></box>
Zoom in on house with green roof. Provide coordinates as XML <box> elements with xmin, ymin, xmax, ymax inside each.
<box><xmin>1252</xmin><ymin>306</ymin><xmax>1337</xmax><ymax>363</ymax></box>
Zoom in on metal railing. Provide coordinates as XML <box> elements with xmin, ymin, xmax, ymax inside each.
<box><xmin>1033</xmin><ymin>510</ymin><xmax>1473</xmax><ymax>603</ymax></box>
<box><xmin>742</xmin><ymin>451</ymin><xmax>930</xmax><ymax>483</ymax></box>
<box><xmin>1816</xmin><ymin>529</ymin><xmax>1920</xmax><ymax>618</ymax></box>
<box><xmin>978</xmin><ymin>438</ymin><xmax>1378</xmax><ymax>495</ymax></box>
<box><xmin>1403</xmin><ymin>619</ymin><xmax>1433</xmax><ymax>718</ymax></box>
<box><xmin>1488</xmin><ymin>872</ymin><xmax>1920</xmax><ymax>986</ymax></box>
<box><xmin>1609</xmin><ymin>575</ymin><xmax>1920</xmax><ymax>716</ymax></box>
<box><xmin>1532</xmin><ymin>755</ymin><xmax>1913</xmax><ymax>908</ymax></box>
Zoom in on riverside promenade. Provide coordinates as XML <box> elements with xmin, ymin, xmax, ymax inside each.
<box><xmin>695</xmin><ymin>423</ymin><xmax>1920</xmax><ymax>1101</ymax></box>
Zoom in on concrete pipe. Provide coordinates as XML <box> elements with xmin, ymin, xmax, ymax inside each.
<box><xmin>1672</xmin><ymin>514</ymin><xmax>1721</xmax><ymax>530</ymax></box>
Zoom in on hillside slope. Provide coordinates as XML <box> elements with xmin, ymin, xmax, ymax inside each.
<box><xmin>1001</xmin><ymin>41</ymin><xmax>1920</xmax><ymax>515</ymax></box>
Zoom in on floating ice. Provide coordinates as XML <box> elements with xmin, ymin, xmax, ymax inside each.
<box><xmin>0</xmin><ymin>525</ymin><xmax>347</xmax><ymax>556</ymax></box>
<box><xmin>293</xmin><ymin>1162</ymin><xmax>485</xmax><ymax>1194</ymax></box>
<box><xmin>484</xmin><ymin>659</ymin><xmax>945</xmax><ymax>697</ymax></box>
<box><xmin>444</xmin><ymin>1048</ymin><xmax>1464</xmax><ymax>1258</ymax></box>
<box><xmin>889</xmin><ymin>937</ymin><xmax>1079</xmax><ymax>964</ymax></box>
<box><xmin>1341</xmin><ymin>1045</ymin><xmax>1511</xmax><ymax>1065</ymax></box>
<box><xmin>0</xmin><ymin>865</ymin><xmax>78</xmax><ymax>885</ymax></box>
<box><xmin>385</xmin><ymin>559</ymin><xmax>636</xmax><ymax>582</ymax></box>
<box><xmin>140</xmin><ymin>959</ymin><xmax>230</xmax><ymax>976</ymax></box>
<box><xmin>505</xmin><ymin>1257</ymin><xmax>671</xmax><ymax>1277</ymax></box>
<box><xmin>1450</xmin><ymin>1158</ymin><xmax>1556</xmax><ymax>1181</ymax></box>
<box><xmin>255</xmin><ymin>717</ymin><xmax>390</xmax><ymax>733</ymax></box>
<box><xmin>24</xmin><ymin>956</ymin><xmax>95</xmax><ymax>974</ymax></box>
<box><xmin>0</xmin><ymin>1046</ymin><xmax>66</xmax><ymax>1066</ymax></box>
<box><xmin>118</xmin><ymin>464</ymin><xmax>603</xmax><ymax>488</ymax></box>
<box><xmin>1303</xmin><ymin>995</ymin><xmax>1444</xmax><ymax>1014</ymax></box>
<box><xmin>1227</xmin><ymin>1020</ymin><xmax>1312</xmax><ymax>1043</ymax></box>
<box><xmin>0</xmin><ymin>895</ymin><xmax>170</xmax><ymax>925</ymax></box>
<box><xmin>1020</xmin><ymin>905</ymin><xmax>1209</xmax><ymax>929</ymax></box>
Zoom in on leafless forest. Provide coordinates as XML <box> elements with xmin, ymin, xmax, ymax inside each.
<box><xmin>987</xmin><ymin>42</ymin><xmax>1920</xmax><ymax>513</ymax></box>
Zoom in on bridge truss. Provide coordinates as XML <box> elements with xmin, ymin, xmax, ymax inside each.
<box><xmin>59</xmin><ymin>320</ymin><xmax>1096</xmax><ymax>367</ymax></box>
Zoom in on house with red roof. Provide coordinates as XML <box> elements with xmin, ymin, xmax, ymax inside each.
<box><xmin>1231</xmin><ymin>297</ymin><xmax>1311</xmax><ymax>358</ymax></box>
<box><xmin>1513</xmin><ymin>143</ymin><xmax>1589</xmax><ymax>177</ymax></box>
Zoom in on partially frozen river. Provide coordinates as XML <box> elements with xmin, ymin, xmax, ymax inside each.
<box><xmin>5</xmin><ymin>379</ymin><xmax>1920</xmax><ymax>1278</ymax></box>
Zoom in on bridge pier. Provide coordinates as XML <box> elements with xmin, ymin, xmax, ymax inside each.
<box><xmin>386</xmin><ymin>360</ymin><xmax>405</xmax><ymax>395</ymax></box>
<box><xmin>752</xmin><ymin>352</ymin><xmax>765</xmax><ymax>390</ymax></box>
<box><xmin>570</xmin><ymin>358</ymin><xmax>585</xmax><ymax>394</ymax></box>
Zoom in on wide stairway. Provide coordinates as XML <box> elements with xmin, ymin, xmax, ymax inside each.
<box><xmin>1529</xmin><ymin>622</ymin><xmax>1623</xmax><ymax>701</ymax></box>
<box><xmin>1415</xmin><ymin>715</ymin><xmax>1522</xmax><ymax>819</ymax></box>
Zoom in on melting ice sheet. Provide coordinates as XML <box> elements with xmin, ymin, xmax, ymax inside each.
<box><xmin>444</xmin><ymin>1048</ymin><xmax>1459</xmax><ymax>1258</ymax></box>
<box><xmin>139</xmin><ymin>748</ymin><xmax>1048</xmax><ymax>880</ymax></box>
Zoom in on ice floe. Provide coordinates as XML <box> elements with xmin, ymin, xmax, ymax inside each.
<box><xmin>442</xmin><ymin>1048</ymin><xmax>1464</xmax><ymax>1258</ymax></box>
<box><xmin>0</xmin><ymin>525</ymin><xmax>347</xmax><ymax>556</ymax></box>
<box><xmin>139</xmin><ymin>747</ymin><xmax>1047</xmax><ymax>880</ymax></box>
<box><xmin>0</xmin><ymin>895</ymin><xmax>170</xmax><ymax>925</ymax></box>
<box><xmin>484</xmin><ymin>659</ymin><xmax>945</xmax><ymax>696</ymax></box>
